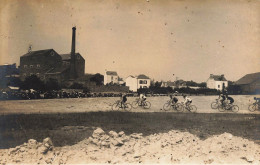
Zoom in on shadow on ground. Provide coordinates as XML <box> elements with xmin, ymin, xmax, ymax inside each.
<box><xmin>0</xmin><ymin>111</ymin><xmax>259</xmax><ymax>149</ymax></box>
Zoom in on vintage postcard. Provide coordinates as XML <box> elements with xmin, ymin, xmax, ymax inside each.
<box><xmin>0</xmin><ymin>0</ymin><xmax>259</xmax><ymax>164</ymax></box>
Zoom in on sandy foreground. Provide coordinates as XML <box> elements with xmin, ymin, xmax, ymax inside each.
<box><xmin>0</xmin><ymin>127</ymin><xmax>259</xmax><ymax>165</ymax></box>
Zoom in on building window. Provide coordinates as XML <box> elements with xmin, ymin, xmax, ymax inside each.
<box><xmin>111</xmin><ymin>76</ymin><xmax>113</xmax><ymax>80</ymax></box>
<box><xmin>77</xmin><ymin>55</ymin><xmax>80</xmax><ymax>59</ymax></box>
<box><xmin>30</xmin><ymin>65</ymin><xmax>33</xmax><ymax>68</ymax></box>
<box><xmin>24</xmin><ymin>65</ymin><xmax>27</xmax><ymax>68</ymax></box>
<box><xmin>37</xmin><ymin>64</ymin><xmax>40</xmax><ymax>68</ymax></box>
<box><xmin>139</xmin><ymin>80</ymin><xmax>147</xmax><ymax>84</ymax></box>
<box><xmin>51</xmin><ymin>51</ymin><xmax>55</xmax><ymax>56</ymax></box>
<box><xmin>218</xmin><ymin>85</ymin><xmax>220</xmax><ymax>88</ymax></box>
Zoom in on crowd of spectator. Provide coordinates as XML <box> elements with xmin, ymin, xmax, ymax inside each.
<box><xmin>0</xmin><ymin>90</ymin><xmax>138</xmax><ymax>100</ymax></box>
<box><xmin>0</xmin><ymin>90</ymin><xmax>175</xmax><ymax>100</ymax></box>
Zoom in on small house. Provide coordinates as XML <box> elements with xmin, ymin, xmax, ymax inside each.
<box><xmin>206</xmin><ymin>74</ymin><xmax>228</xmax><ymax>91</ymax></box>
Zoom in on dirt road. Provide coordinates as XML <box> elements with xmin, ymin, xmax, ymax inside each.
<box><xmin>0</xmin><ymin>95</ymin><xmax>259</xmax><ymax>114</ymax></box>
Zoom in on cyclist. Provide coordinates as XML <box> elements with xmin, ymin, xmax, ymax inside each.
<box><xmin>120</xmin><ymin>93</ymin><xmax>127</xmax><ymax>108</ymax></box>
<box><xmin>139</xmin><ymin>93</ymin><xmax>147</xmax><ymax>106</ymax></box>
<box><xmin>226</xmin><ymin>95</ymin><xmax>234</xmax><ymax>105</ymax></box>
<box><xmin>183</xmin><ymin>95</ymin><xmax>192</xmax><ymax>108</ymax></box>
<box><xmin>219</xmin><ymin>93</ymin><xmax>226</xmax><ymax>105</ymax></box>
<box><xmin>170</xmin><ymin>92</ymin><xmax>178</xmax><ymax>105</ymax></box>
<box><xmin>254</xmin><ymin>97</ymin><xmax>260</xmax><ymax>102</ymax></box>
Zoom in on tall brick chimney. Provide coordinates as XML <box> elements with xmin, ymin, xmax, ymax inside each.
<box><xmin>70</xmin><ymin>26</ymin><xmax>77</xmax><ymax>79</ymax></box>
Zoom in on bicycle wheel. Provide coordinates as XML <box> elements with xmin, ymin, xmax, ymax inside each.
<box><xmin>143</xmin><ymin>101</ymin><xmax>151</xmax><ymax>109</ymax></box>
<box><xmin>112</xmin><ymin>103</ymin><xmax>120</xmax><ymax>110</ymax></box>
<box><xmin>218</xmin><ymin>105</ymin><xmax>225</xmax><ymax>112</ymax></box>
<box><xmin>189</xmin><ymin>105</ymin><xmax>197</xmax><ymax>112</ymax></box>
<box><xmin>231</xmin><ymin>105</ymin><xmax>239</xmax><ymax>112</ymax></box>
<box><xmin>163</xmin><ymin>103</ymin><xmax>171</xmax><ymax>111</ymax></box>
<box><xmin>132</xmin><ymin>101</ymin><xmax>139</xmax><ymax>109</ymax></box>
<box><xmin>124</xmin><ymin>103</ymin><xmax>132</xmax><ymax>111</ymax></box>
<box><xmin>176</xmin><ymin>103</ymin><xmax>184</xmax><ymax>112</ymax></box>
<box><xmin>211</xmin><ymin>102</ymin><xmax>219</xmax><ymax>109</ymax></box>
<box><xmin>248</xmin><ymin>104</ymin><xmax>257</xmax><ymax>112</ymax></box>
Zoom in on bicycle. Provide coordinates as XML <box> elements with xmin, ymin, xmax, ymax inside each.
<box><xmin>248</xmin><ymin>97</ymin><xmax>260</xmax><ymax>112</ymax></box>
<box><xmin>163</xmin><ymin>100</ymin><xmax>183</xmax><ymax>112</ymax></box>
<box><xmin>132</xmin><ymin>98</ymin><xmax>151</xmax><ymax>109</ymax></box>
<box><xmin>111</xmin><ymin>100</ymin><xmax>132</xmax><ymax>111</ymax></box>
<box><xmin>178</xmin><ymin>102</ymin><xmax>197</xmax><ymax>112</ymax></box>
<box><xmin>218</xmin><ymin>101</ymin><xmax>239</xmax><ymax>112</ymax></box>
<box><xmin>211</xmin><ymin>99</ymin><xmax>222</xmax><ymax>109</ymax></box>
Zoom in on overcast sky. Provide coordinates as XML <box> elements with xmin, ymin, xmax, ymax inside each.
<box><xmin>0</xmin><ymin>0</ymin><xmax>259</xmax><ymax>82</ymax></box>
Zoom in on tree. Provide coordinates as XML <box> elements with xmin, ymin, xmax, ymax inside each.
<box><xmin>70</xmin><ymin>82</ymin><xmax>83</xmax><ymax>89</ymax></box>
<box><xmin>20</xmin><ymin>75</ymin><xmax>45</xmax><ymax>91</ymax></box>
<box><xmin>90</xmin><ymin>73</ymin><xmax>104</xmax><ymax>86</ymax></box>
<box><xmin>198</xmin><ymin>82</ymin><xmax>207</xmax><ymax>88</ymax></box>
<box><xmin>45</xmin><ymin>78</ymin><xmax>60</xmax><ymax>91</ymax></box>
<box><xmin>154</xmin><ymin>81</ymin><xmax>162</xmax><ymax>87</ymax></box>
<box><xmin>186</xmin><ymin>81</ymin><xmax>197</xmax><ymax>87</ymax></box>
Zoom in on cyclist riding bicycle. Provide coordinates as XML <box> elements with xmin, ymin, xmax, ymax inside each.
<box><xmin>170</xmin><ymin>92</ymin><xmax>178</xmax><ymax>105</ymax></box>
<box><xmin>139</xmin><ymin>93</ymin><xmax>146</xmax><ymax>106</ymax></box>
<box><xmin>254</xmin><ymin>97</ymin><xmax>260</xmax><ymax>102</ymax></box>
<box><xmin>120</xmin><ymin>93</ymin><xmax>127</xmax><ymax>108</ymax></box>
<box><xmin>226</xmin><ymin>95</ymin><xmax>234</xmax><ymax>105</ymax></box>
<box><xmin>183</xmin><ymin>95</ymin><xmax>192</xmax><ymax>107</ymax></box>
<box><xmin>219</xmin><ymin>93</ymin><xmax>226</xmax><ymax>105</ymax></box>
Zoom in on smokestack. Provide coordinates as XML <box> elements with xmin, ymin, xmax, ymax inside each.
<box><xmin>71</xmin><ymin>27</ymin><xmax>76</xmax><ymax>55</ymax></box>
<box><xmin>70</xmin><ymin>26</ymin><xmax>77</xmax><ymax>79</ymax></box>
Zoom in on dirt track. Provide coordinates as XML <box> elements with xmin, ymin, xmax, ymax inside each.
<box><xmin>0</xmin><ymin>95</ymin><xmax>259</xmax><ymax>114</ymax></box>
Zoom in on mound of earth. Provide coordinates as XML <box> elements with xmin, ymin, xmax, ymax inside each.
<box><xmin>0</xmin><ymin>128</ymin><xmax>259</xmax><ymax>164</ymax></box>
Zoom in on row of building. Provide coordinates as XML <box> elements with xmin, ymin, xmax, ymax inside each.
<box><xmin>104</xmin><ymin>71</ymin><xmax>151</xmax><ymax>92</ymax></box>
<box><xmin>104</xmin><ymin>70</ymin><xmax>260</xmax><ymax>94</ymax></box>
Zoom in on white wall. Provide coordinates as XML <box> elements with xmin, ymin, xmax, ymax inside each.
<box><xmin>207</xmin><ymin>78</ymin><xmax>228</xmax><ymax>91</ymax></box>
<box><xmin>104</xmin><ymin>74</ymin><xmax>119</xmax><ymax>85</ymax></box>
<box><xmin>104</xmin><ymin>73</ymin><xmax>107</xmax><ymax>85</ymax></box>
<box><xmin>214</xmin><ymin>81</ymin><xmax>228</xmax><ymax>91</ymax></box>
<box><xmin>206</xmin><ymin>79</ymin><xmax>215</xmax><ymax>89</ymax></box>
<box><xmin>126</xmin><ymin>76</ymin><xmax>137</xmax><ymax>92</ymax></box>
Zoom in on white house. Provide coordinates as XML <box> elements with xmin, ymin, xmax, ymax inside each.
<box><xmin>104</xmin><ymin>71</ymin><xmax>119</xmax><ymax>85</ymax></box>
<box><xmin>161</xmin><ymin>80</ymin><xmax>187</xmax><ymax>89</ymax></box>
<box><xmin>125</xmin><ymin>74</ymin><xmax>151</xmax><ymax>92</ymax></box>
<box><xmin>161</xmin><ymin>81</ymin><xmax>175</xmax><ymax>88</ymax></box>
<box><xmin>137</xmin><ymin>74</ymin><xmax>151</xmax><ymax>89</ymax></box>
<box><xmin>206</xmin><ymin>74</ymin><xmax>228</xmax><ymax>91</ymax></box>
<box><xmin>125</xmin><ymin>75</ymin><xmax>137</xmax><ymax>92</ymax></box>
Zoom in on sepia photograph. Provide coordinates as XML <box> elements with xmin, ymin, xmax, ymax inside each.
<box><xmin>0</xmin><ymin>0</ymin><xmax>259</xmax><ymax>164</ymax></box>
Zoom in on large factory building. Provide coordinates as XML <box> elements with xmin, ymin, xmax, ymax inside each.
<box><xmin>19</xmin><ymin>27</ymin><xmax>85</xmax><ymax>83</ymax></box>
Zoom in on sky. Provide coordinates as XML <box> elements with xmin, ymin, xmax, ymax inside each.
<box><xmin>0</xmin><ymin>0</ymin><xmax>259</xmax><ymax>82</ymax></box>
